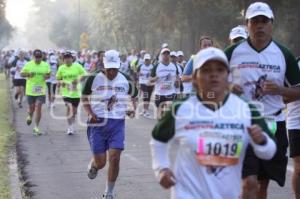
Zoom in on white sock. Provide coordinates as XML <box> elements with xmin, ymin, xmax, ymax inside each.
<box><xmin>105</xmin><ymin>181</ymin><xmax>115</xmax><ymax>194</ymax></box>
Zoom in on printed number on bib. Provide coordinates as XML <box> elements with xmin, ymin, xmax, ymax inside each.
<box><xmin>32</xmin><ymin>86</ymin><xmax>43</xmax><ymax>94</ymax></box>
<box><xmin>68</xmin><ymin>84</ymin><xmax>77</xmax><ymax>91</ymax></box>
<box><xmin>160</xmin><ymin>81</ymin><xmax>172</xmax><ymax>91</ymax></box>
<box><xmin>196</xmin><ymin>132</ymin><xmax>243</xmax><ymax>166</ymax></box>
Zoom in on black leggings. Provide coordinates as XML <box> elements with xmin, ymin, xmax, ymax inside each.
<box><xmin>46</xmin><ymin>83</ymin><xmax>57</xmax><ymax>96</ymax></box>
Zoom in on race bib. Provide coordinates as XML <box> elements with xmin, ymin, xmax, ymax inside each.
<box><xmin>196</xmin><ymin>131</ymin><xmax>243</xmax><ymax>166</ymax></box>
<box><xmin>32</xmin><ymin>85</ymin><xmax>43</xmax><ymax>94</ymax></box>
<box><xmin>160</xmin><ymin>81</ymin><xmax>172</xmax><ymax>91</ymax></box>
<box><xmin>67</xmin><ymin>84</ymin><xmax>77</xmax><ymax>92</ymax></box>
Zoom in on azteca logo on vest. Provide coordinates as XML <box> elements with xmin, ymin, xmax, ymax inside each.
<box><xmin>237</xmin><ymin>62</ymin><xmax>280</xmax><ymax>73</ymax></box>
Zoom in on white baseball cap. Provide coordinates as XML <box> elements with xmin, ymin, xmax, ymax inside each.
<box><xmin>140</xmin><ymin>50</ymin><xmax>146</xmax><ymax>54</ymax></box>
<box><xmin>229</xmin><ymin>26</ymin><xmax>248</xmax><ymax>40</ymax></box>
<box><xmin>161</xmin><ymin>43</ymin><xmax>168</xmax><ymax>48</ymax></box>
<box><xmin>143</xmin><ymin>53</ymin><xmax>151</xmax><ymax>60</ymax></box>
<box><xmin>177</xmin><ymin>51</ymin><xmax>184</xmax><ymax>57</ymax></box>
<box><xmin>170</xmin><ymin>51</ymin><xmax>177</xmax><ymax>57</ymax></box>
<box><xmin>245</xmin><ymin>2</ymin><xmax>274</xmax><ymax>20</ymax></box>
<box><xmin>104</xmin><ymin>50</ymin><xmax>120</xmax><ymax>69</ymax></box>
<box><xmin>160</xmin><ymin>48</ymin><xmax>170</xmax><ymax>55</ymax></box>
<box><xmin>193</xmin><ymin>47</ymin><xmax>229</xmax><ymax>72</ymax></box>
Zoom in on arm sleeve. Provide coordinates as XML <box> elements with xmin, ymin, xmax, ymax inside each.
<box><xmin>79</xmin><ymin>64</ymin><xmax>87</xmax><ymax>76</ymax></box>
<box><xmin>21</xmin><ymin>62</ymin><xmax>29</xmax><ymax>73</ymax></box>
<box><xmin>150</xmin><ymin>139</ymin><xmax>171</xmax><ymax>178</ymax></box>
<box><xmin>56</xmin><ymin>67</ymin><xmax>62</xmax><ymax>80</ymax></box>
<box><xmin>121</xmin><ymin>72</ymin><xmax>138</xmax><ymax>98</ymax></box>
<box><xmin>274</xmin><ymin>41</ymin><xmax>300</xmax><ymax>87</ymax></box>
<box><xmin>248</xmin><ymin>103</ymin><xmax>277</xmax><ymax>160</ymax></box>
<box><xmin>82</xmin><ymin>74</ymin><xmax>95</xmax><ymax>95</ymax></box>
<box><xmin>151</xmin><ymin>64</ymin><xmax>158</xmax><ymax>77</ymax></box>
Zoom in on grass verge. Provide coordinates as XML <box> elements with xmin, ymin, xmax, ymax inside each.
<box><xmin>0</xmin><ymin>73</ymin><xmax>14</xmax><ymax>199</ymax></box>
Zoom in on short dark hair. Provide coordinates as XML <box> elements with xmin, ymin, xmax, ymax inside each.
<box><xmin>33</xmin><ymin>49</ymin><xmax>43</xmax><ymax>57</ymax></box>
<box><xmin>199</xmin><ymin>36</ymin><xmax>213</xmax><ymax>46</ymax></box>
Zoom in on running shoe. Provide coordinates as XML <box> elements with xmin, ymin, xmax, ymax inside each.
<box><xmin>33</xmin><ymin>127</ymin><xmax>41</xmax><ymax>136</ymax></box>
<box><xmin>26</xmin><ymin>116</ymin><xmax>32</xmax><ymax>126</ymax></box>
<box><xmin>87</xmin><ymin>160</ymin><xmax>98</xmax><ymax>180</ymax></box>
<box><xmin>102</xmin><ymin>192</ymin><xmax>114</xmax><ymax>199</ymax></box>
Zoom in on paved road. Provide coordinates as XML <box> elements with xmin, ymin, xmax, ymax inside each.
<box><xmin>13</xmin><ymin>97</ymin><xmax>294</xmax><ymax>199</ymax></box>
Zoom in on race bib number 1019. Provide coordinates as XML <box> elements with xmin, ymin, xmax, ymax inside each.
<box><xmin>196</xmin><ymin>132</ymin><xmax>243</xmax><ymax>166</ymax></box>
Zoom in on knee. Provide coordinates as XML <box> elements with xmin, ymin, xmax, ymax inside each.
<box><xmin>109</xmin><ymin>154</ymin><xmax>121</xmax><ymax>166</ymax></box>
<box><xmin>94</xmin><ymin>158</ymin><xmax>106</xmax><ymax>170</ymax></box>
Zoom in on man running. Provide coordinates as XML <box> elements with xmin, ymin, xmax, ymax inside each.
<box><xmin>56</xmin><ymin>51</ymin><xmax>87</xmax><ymax>135</ymax></box>
<box><xmin>46</xmin><ymin>53</ymin><xmax>58</xmax><ymax>109</ymax></box>
<box><xmin>229</xmin><ymin>25</ymin><xmax>248</xmax><ymax>45</ymax></box>
<box><xmin>137</xmin><ymin>53</ymin><xmax>154</xmax><ymax>118</ymax></box>
<box><xmin>181</xmin><ymin>36</ymin><xmax>213</xmax><ymax>83</ymax></box>
<box><xmin>225</xmin><ymin>2</ymin><xmax>300</xmax><ymax>199</ymax></box>
<box><xmin>82</xmin><ymin>50</ymin><xmax>138</xmax><ymax>199</ymax></box>
<box><xmin>21</xmin><ymin>49</ymin><xmax>50</xmax><ymax>135</ymax></box>
<box><xmin>150</xmin><ymin>47</ymin><xmax>276</xmax><ymax>199</ymax></box>
<box><xmin>150</xmin><ymin>48</ymin><xmax>178</xmax><ymax>119</ymax></box>
<box><xmin>13</xmin><ymin>50</ymin><xmax>28</xmax><ymax>108</ymax></box>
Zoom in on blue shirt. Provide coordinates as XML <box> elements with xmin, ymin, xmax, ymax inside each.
<box><xmin>183</xmin><ymin>58</ymin><xmax>193</xmax><ymax>75</ymax></box>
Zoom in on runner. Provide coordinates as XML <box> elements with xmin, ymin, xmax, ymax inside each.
<box><xmin>13</xmin><ymin>50</ymin><xmax>28</xmax><ymax>108</ymax></box>
<box><xmin>225</xmin><ymin>2</ymin><xmax>300</xmax><ymax>199</ymax></box>
<box><xmin>229</xmin><ymin>25</ymin><xmax>248</xmax><ymax>45</ymax></box>
<box><xmin>176</xmin><ymin>51</ymin><xmax>186</xmax><ymax>68</ymax></box>
<box><xmin>46</xmin><ymin>53</ymin><xmax>58</xmax><ymax>109</ymax></box>
<box><xmin>81</xmin><ymin>50</ymin><xmax>138</xmax><ymax>199</ymax></box>
<box><xmin>21</xmin><ymin>49</ymin><xmax>50</xmax><ymax>135</ymax></box>
<box><xmin>150</xmin><ymin>48</ymin><xmax>178</xmax><ymax>119</ymax></box>
<box><xmin>56</xmin><ymin>51</ymin><xmax>87</xmax><ymax>135</ymax></box>
<box><xmin>137</xmin><ymin>53</ymin><xmax>154</xmax><ymax>118</ymax></box>
<box><xmin>286</xmin><ymin>57</ymin><xmax>300</xmax><ymax>199</ymax></box>
<box><xmin>181</xmin><ymin>36</ymin><xmax>213</xmax><ymax>83</ymax></box>
<box><xmin>150</xmin><ymin>47</ymin><xmax>276</xmax><ymax>199</ymax></box>
<box><xmin>170</xmin><ymin>51</ymin><xmax>183</xmax><ymax>99</ymax></box>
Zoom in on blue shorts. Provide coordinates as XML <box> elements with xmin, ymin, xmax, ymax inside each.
<box><xmin>87</xmin><ymin>118</ymin><xmax>125</xmax><ymax>155</ymax></box>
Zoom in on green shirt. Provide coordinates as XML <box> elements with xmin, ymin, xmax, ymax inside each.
<box><xmin>56</xmin><ymin>63</ymin><xmax>86</xmax><ymax>98</ymax></box>
<box><xmin>21</xmin><ymin>60</ymin><xmax>50</xmax><ymax>96</ymax></box>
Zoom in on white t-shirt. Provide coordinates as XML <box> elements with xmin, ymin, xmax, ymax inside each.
<box><xmin>150</xmin><ymin>94</ymin><xmax>276</xmax><ymax>199</ymax></box>
<box><xmin>120</xmin><ymin>60</ymin><xmax>130</xmax><ymax>75</ymax></box>
<box><xmin>46</xmin><ymin>63</ymin><xmax>58</xmax><ymax>84</ymax></box>
<box><xmin>138</xmin><ymin>64</ymin><xmax>153</xmax><ymax>85</ymax></box>
<box><xmin>82</xmin><ymin>72</ymin><xmax>137</xmax><ymax>119</ymax></box>
<box><xmin>151</xmin><ymin>62</ymin><xmax>178</xmax><ymax>96</ymax></box>
<box><xmin>226</xmin><ymin>40</ymin><xmax>300</xmax><ymax>121</ymax></box>
<box><xmin>286</xmin><ymin>59</ymin><xmax>300</xmax><ymax>129</ymax></box>
<box><xmin>14</xmin><ymin>60</ymin><xmax>27</xmax><ymax>80</ymax></box>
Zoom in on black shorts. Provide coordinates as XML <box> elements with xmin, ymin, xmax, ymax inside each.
<box><xmin>27</xmin><ymin>95</ymin><xmax>46</xmax><ymax>105</ymax></box>
<box><xmin>288</xmin><ymin>130</ymin><xmax>300</xmax><ymax>158</ymax></box>
<box><xmin>154</xmin><ymin>94</ymin><xmax>175</xmax><ymax>108</ymax></box>
<box><xmin>13</xmin><ymin>79</ymin><xmax>26</xmax><ymax>87</ymax></box>
<box><xmin>140</xmin><ymin>84</ymin><xmax>154</xmax><ymax>102</ymax></box>
<box><xmin>63</xmin><ymin>97</ymin><xmax>80</xmax><ymax>108</ymax></box>
<box><xmin>46</xmin><ymin>82</ymin><xmax>57</xmax><ymax>96</ymax></box>
<box><xmin>242</xmin><ymin>121</ymin><xmax>288</xmax><ymax>187</ymax></box>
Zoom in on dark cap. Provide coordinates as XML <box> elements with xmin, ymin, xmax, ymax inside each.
<box><xmin>64</xmin><ymin>51</ymin><xmax>73</xmax><ymax>58</ymax></box>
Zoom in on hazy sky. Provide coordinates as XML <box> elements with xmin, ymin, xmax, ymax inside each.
<box><xmin>5</xmin><ymin>0</ymin><xmax>35</xmax><ymax>30</ymax></box>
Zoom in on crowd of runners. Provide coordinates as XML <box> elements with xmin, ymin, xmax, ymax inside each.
<box><xmin>0</xmin><ymin>2</ymin><xmax>300</xmax><ymax>199</ymax></box>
